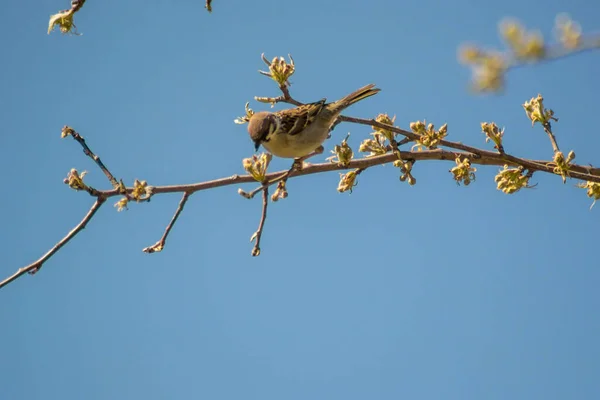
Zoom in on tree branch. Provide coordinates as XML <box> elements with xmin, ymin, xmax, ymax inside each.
<box><xmin>250</xmin><ymin>188</ymin><xmax>269</xmax><ymax>256</ymax></box>
<box><xmin>3</xmin><ymin>142</ymin><xmax>600</xmax><ymax>289</ymax></box>
<box><xmin>62</xmin><ymin>126</ymin><xmax>121</xmax><ymax>189</ymax></box>
<box><xmin>89</xmin><ymin>148</ymin><xmax>600</xmax><ymax>201</ymax></box>
<box><xmin>142</xmin><ymin>192</ymin><xmax>191</xmax><ymax>253</ymax></box>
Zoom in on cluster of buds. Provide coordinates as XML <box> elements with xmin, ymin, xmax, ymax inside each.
<box><xmin>259</xmin><ymin>54</ymin><xmax>295</xmax><ymax>88</ymax></box>
<box><xmin>63</xmin><ymin>168</ymin><xmax>88</xmax><ymax>191</ymax></box>
<box><xmin>481</xmin><ymin>122</ymin><xmax>505</xmax><ymax>152</ymax></box>
<box><xmin>271</xmin><ymin>180</ymin><xmax>288</xmax><ymax>202</ymax></box>
<box><xmin>372</xmin><ymin>113</ymin><xmax>396</xmax><ymax>142</ymax></box>
<box><xmin>523</xmin><ymin>94</ymin><xmax>558</xmax><ymax>127</ymax></box>
<box><xmin>131</xmin><ymin>179</ymin><xmax>152</xmax><ymax>201</ymax></box>
<box><xmin>450</xmin><ymin>157</ymin><xmax>477</xmax><ymax>186</ymax></box>
<box><xmin>500</xmin><ymin>19</ymin><xmax>546</xmax><ymax>60</ymax></box>
<box><xmin>410</xmin><ymin>120</ymin><xmax>448</xmax><ymax>151</ymax></box>
<box><xmin>234</xmin><ymin>102</ymin><xmax>255</xmax><ymax>125</ymax></box>
<box><xmin>48</xmin><ymin>0</ymin><xmax>86</xmax><ymax>35</ymax></box>
<box><xmin>337</xmin><ymin>169</ymin><xmax>361</xmax><ymax>193</ymax></box>
<box><xmin>327</xmin><ymin>134</ymin><xmax>354</xmax><ymax>166</ymax></box>
<box><xmin>577</xmin><ymin>181</ymin><xmax>600</xmax><ymax>209</ymax></box>
<box><xmin>549</xmin><ymin>150</ymin><xmax>576</xmax><ymax>183</ymax></box>
<box><xmin>61</xmin><ymin>126</ymin><xmax>76</xmax><ymax>138</ymax></box>
<box><xmin>555</xmin><ymin>14</ymin><xmax>582</xmax><ymax>50</ymax></box>
<box><xmin>393</xmin><ymin>160</ymin><xmax>416</xmax><ymax>185</ymax></box>
<box><xmin>112</xmin><ymin>179</ymin><xmax>153</xmax><ymax>211</ymax></box>
<box><xmin>459</xmin><ymin>47</ymin><xmax>507</xmax><ymax>92</ymax></box>
<box><xmin>359</xmin><ymin>132</ymin><xmax>388</xmax><ymax>157</ymax></box>
<box><xmin>242</xmin><ymin>153</ymin><xmax>272</xmax><ymax>182</ymax></box>
<box><xmin>459</xmin><ymin>16</ymin><xmax>583</xmax><ymax>92</ymax></box>
<box><xmin>494</xmin><ymin>165</ymin><xmax>531</xmax><ymax>194</ymax></box>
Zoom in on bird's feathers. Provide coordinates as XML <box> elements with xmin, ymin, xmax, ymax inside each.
<box><xmin>274</xmin><ymin>99</ymin><xmax>326</xmax><ymax>137</ymax></box>
<box><xmin>330</xmin><ymin>83</ymin><xmax>380</xmax><ymax>113</ymax></box>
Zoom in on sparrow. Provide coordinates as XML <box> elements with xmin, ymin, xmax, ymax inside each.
<box><xmin>247</xmin><ymin>84</ymin><xmax>380</xmax><ymax>158</ymax></box>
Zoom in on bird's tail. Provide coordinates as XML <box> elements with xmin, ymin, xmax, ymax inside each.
<box><xmin>333</xmin><ymin>84</ymin><xmax>380</xmax><ymax>112</ymax></box>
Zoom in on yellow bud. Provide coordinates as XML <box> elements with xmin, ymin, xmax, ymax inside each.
<box><xmin>555</xmin><ymin>14</ymin><xmax>582</xmax><ymax>49</ymax></box>
<box><xmin>131</xmin><ymin>179</ymin><xmax>149</xmax><ymax>201</ymax></box>
<box><xmin>114</xmin><ymin>197</ymin><xmax>129</xmax><ymax>212</ymax></box>
<box><xmin>438</xmin><ymin>123</ymin><xmax>448</xmax><ymax>135</ymax></box>
<box><xmin>337</xmin><ymin>170</ymin><xmax>359</xmax><ymax>193</ymax></box>
<box><xmin>577</xmin><ymin>181</ymin><xmax>600</xmax><ymax>209</ymax></box>
<box><xmin>458</xmin><ymin>45</ymin><xmax>482</xmax><ymax>64</ymax></box>
<box><xmin>61</xmin><ymin>126</ymin><xmax>75</xmax><ymax>138</ymax></box>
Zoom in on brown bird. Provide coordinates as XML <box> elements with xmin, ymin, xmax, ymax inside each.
<box><xmin>247</xmin><ymin>84</ymin><xmax>380</xmax><ymax>158</ymax></box>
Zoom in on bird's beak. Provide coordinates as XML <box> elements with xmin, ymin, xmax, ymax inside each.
<box><xmin>253</xmin><ymin>141</ymin><xmax>260</xmax><ymax>152</ymax></box>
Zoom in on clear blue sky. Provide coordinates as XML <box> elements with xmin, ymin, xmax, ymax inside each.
<box><xmin>1</xmin><ymin>0</ymin><xmax>599</xmax><ymax>399</ymax></box>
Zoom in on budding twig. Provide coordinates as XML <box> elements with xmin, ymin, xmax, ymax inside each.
<box><xmin>251</xmin><ymin>188</ymin><xmax>269</xmax><ymax>257</ymax></box>
<box><xmin>62</xmin><ymin>126</ymin><xmax>121</xmax><ymax>189</ymax></box>
<box><xmin>142</xmin><ymin>192</ymin><xmax>191</xmax><ymax>254</ymax></box>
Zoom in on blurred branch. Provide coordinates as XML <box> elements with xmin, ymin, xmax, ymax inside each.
<box><xmin>459</xmin><ymin>15</ymin><xmax>600</xmax><ymax>92</ymax></box>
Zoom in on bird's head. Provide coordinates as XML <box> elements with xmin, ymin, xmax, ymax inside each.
<box><xmin>247</xmin><ymin>111</ymin><xmax>275</xmax><ymax>152</ymax></box>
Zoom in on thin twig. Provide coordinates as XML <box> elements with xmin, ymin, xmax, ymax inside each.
<box><xmin>251</xmin><ymin>188</ymin><xmax>269</xmax><ymax>256</ymax></box>
<box><xmin>542</xmin><ymin>122</ymin><xmax>561</xmax><ymax>153</ymax></box>
<box><xmin>63</xmin><ymin>126</ymin><xmax>120</xmax><ymax>189</ymax></box>
<box><xmin>279</xmin><ymin>85</ymin><xmax>302</xmax><ymax>106</ymax></box>
<box><xmin>0</xmin><ymin>198</ymin><xmax>106</xmax><ymax>289</ymax></box>
<box><xmin>142</xmin><ymin>192</ymin><xmax>191</xmax><ymax>253</ymax></box>
<box><xmin>507</xmin><ymin>34</ymin><xmax>600</xmax><ymax>70</ymax></box>
<box><xmin>54</xmin><ymin>0</ymin><xmax>86</xmax><ymax>14</ymax></box>
<box><xmin>255</xmin><ymin>87</ymin><xmax>306</xmax><ymax>107</ymax></box>
<box><xmin>72</xmin><ymin>0</ymin><xmax>86</xmax><ymax>13</ymax></box>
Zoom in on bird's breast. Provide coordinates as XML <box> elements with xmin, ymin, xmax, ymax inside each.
<box><xmin>262</xmin><ymin>119</ymin><xmax>332</xmax><ymax>158</ymax></box>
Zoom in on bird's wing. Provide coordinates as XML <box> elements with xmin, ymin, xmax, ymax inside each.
<box><xmin>276</xmin><ymin>99</ymin><xmax>326</xmax><ymax>136</ymax></box>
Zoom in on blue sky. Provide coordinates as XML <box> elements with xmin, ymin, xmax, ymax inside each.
<box><xmin>1</xmin><ymin>0</ymin><xmax>599</xmax><ymax>399</ymax></box>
